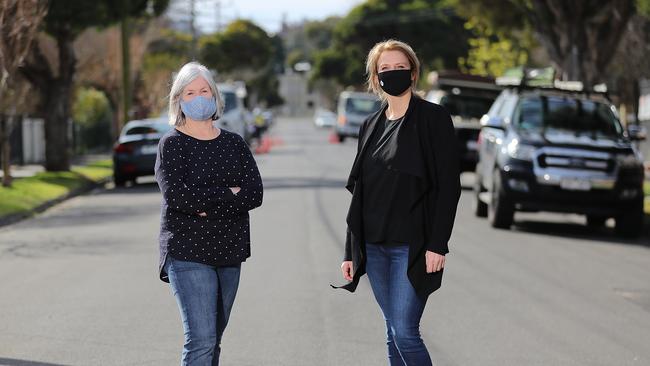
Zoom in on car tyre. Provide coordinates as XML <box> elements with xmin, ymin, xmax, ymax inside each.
<box><xmin>586</xmin><ymin>215</ymin><xmax>608</xmax><ymax>227</ymax></box>
<box><xmin>488</xmin><ymin>169</ymin><xmax>514</xmax><ymax>229</ymax></box>
<box><xmin>337</xmin><ymin>134</ymin><xmax>346</xmax><ymax>143</ymax></box>
<box><xmin>615</xmin><ymin>199</ymin><xmax>644</xmax><ymax>238</ymax></box>
<box><xmin>114</xmin><ymin>173</ymin><xmax>127</xmax><ymax>187</ymax></box>
<box><xmin>473</xmin><ymin>174</ymin><xmax>488</xmax><ymax>218</ymax></box>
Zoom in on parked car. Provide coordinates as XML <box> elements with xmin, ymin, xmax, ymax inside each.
<box><xmin>426</xmin><ymin>71</ymin><xmax>502</xmax><ymax>172</ymax></box>
<box><xmin>313</xmin><ymin>107</ymin><xmax>337</xmax><ymax>128</ymax></box>
<box><xmin>473</xmin><ymin>79</ymin><xmax>646</xmax><ymax>237</ymax></box>
<box><xmin>335</xmin><ymin>91</ymin><xmax>382</xmax><ymax>142</ymax></box>
<box><xmin>217</xmin><ymin>82</ymin><xmax>251</xmax><ymax>143</ymax></box>
<box><xmin>113</xmin><ymin>117</ymin><xmax>171</xmax><ymax>186</ymax></box>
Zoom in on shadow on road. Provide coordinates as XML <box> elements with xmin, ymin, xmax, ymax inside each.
<box><xmin>99</xmin><ymin>177</ymin><xmax>348</xmax><ymax>193</ymax></box>
<box><xmin>0</xmin><ymin>358</ymin><xmax>69</xmax><ymax>366</ymax></box>
<box><xmin>261</xmin><ymin>177</ymin><xmax>347</xmax><ymax>190</ymax></box>
<box><xmin>512</xmin><ymin>217</ymin><xmax>650</xmax><ymax>248</ymax></box>
<box><xmin>99</xmin><ymin>182</ymin><xmax>160</xmax><ymax>195</ymax></box>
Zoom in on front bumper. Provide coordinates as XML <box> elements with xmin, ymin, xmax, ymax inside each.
<box><xmin>499</xmin><ymin>159</ymin><xmax>643</xmax><ymax>216</ymax></box>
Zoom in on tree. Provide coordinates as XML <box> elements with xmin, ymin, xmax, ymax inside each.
<box><xmin>19</xmin><ymin>0</ymin><xmax>168</xmax><ymax>172</ymax></box>
<box><xmin>74</xmin><ymin>18</ymin><xmax>164</xmax><ymax>137</ymax></box>
<box><xmin>451</xmin><ymin>0</ymin><xmax>638</xmax><ymax>88</ymax></box>
<box><xmin>72</xmin><ymin>87</ymin><xmax>113</xmax><ymax>153</ymax></box>
<box><xmin>311</xmin><ymin>0</ymin><xmax>470</xmax><ymax>88</ymax></box>
<box><xmin>0</xmin><ymin>0</ymin><xmax>47</xmax><ymax>186</ymax></box>
<box><xmin>458</xmin><ymin>17</ymin><xmax>533</xmax><ymax>77</ymax></box>
<box><xmin>201</xmin><ymin>20</ymin><xmax>282</xmax><ymax>107</ymax></box>
<box><xmin>200</xmin><ymin>20</ymin><xmax>273</xmax><ymax>73</ymax></box>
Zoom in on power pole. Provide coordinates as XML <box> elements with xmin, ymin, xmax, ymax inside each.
<box><xmin>215</xmin><ymin>0</ymin><xmax>222</xmax><ymax>32</ymax></box>
<box><xmin>189</xmin><ymin>0</ymin><xmax>198</xmax><ymax>60</ymax></box>
<box><xmin>120</xmin><ymin>0</ymin><xmax>132</xmax><ymax>128</ymax></box>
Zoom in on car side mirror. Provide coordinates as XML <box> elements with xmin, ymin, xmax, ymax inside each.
<box><xmin>627</xmin><ymin>124</ymin><xmax>646</xmax><ymax>141</ymax></box>
<box><xmin>480</xmin><ymin>115</ymin><xmax>505</xmax><ymax>130</ymax></box>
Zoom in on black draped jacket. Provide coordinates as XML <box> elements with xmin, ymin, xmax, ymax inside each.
<box><xmin>335</xmin><ymin>95</ymin><xmax>461</xmax><ymax>299</ymax></box>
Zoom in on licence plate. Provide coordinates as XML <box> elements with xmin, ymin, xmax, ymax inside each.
<box><xmin>560</xmin><ymin>178</ymin><xmax>591</xmax><ymax>191</ymax></box>
<box><xmin>140</xmin><ymin>144</ymin><xmax>158</xmax><ymax>155</ymax></box>
<box><xmin>466</xmin><ymin>141</ymin><xmax>478</xmax><ymax>151</ymax></box>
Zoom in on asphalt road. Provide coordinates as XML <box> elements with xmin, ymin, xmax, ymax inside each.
<box><xmin>1</xmin><ymin>117</ymin><xmax>649</xmax><ymax>366</ymax></box>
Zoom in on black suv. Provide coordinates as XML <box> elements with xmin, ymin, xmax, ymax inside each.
<box><xmin>426</xmin><ymin>72</ymin><xmax>502</xmax><ymax>172</ymax></box>
<box><xmin>474</xmin><ymin>86</ymin><xmax>646</xmax><ymax>237</ymax></box>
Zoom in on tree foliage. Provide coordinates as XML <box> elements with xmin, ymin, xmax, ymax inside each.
<box><xmin>457</xmin><ymin>17</ymin><xmax>532</xmax><ymax>77</ymax></box>
<box><xmin>451</xmin><ymin>0</ymin><xmax>640</xmax><ymax>88</ymax></box>
<box><xmin>19</xmin><ymin>0</ymin><xmax>169</xmax><ymax>171</ymax></box>
<box><xmin>311</xmin><ymin>0</ymin><xmax>470</xmax><ymax>88</ymax></box>
<box><xmin>0</xmin><ymin>0</ymin><xmax>47</xmax><ymax>186</ymax></box>
<box><xmin>200</xmin><ymin>19</ymin><xmax>273</xmax><ymax>73</ymax></box>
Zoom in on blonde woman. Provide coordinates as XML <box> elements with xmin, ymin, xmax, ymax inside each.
<box><xmin>155</xmin><ymin>62</ymin><xmax>263</xmax><ymax>365</ymax></box>
<box><xmin>335</xmin><ymin>40</ymin><xmax>461</xmax><ymax>365</ymax></box>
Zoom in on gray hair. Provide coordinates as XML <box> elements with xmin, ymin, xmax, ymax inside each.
<box><xmin>168</xmin><ymin>62</ymin><xmax>224</xmax><ymax>126</ymax></box>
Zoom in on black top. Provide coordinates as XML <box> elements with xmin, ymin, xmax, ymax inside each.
<box><xmin>361</xmin><ymin>115</ymin><xmax>417</xmax><ymax>245</ymax></box>
<box><xmin>336</xmin><ymin>96</ymin><xmax>461</xmax><ymax>299</ymax></box>
<box><xmin>155</xmin><ymin>128</ymin><xmax>263</xmax><ymax>282</ymax></box>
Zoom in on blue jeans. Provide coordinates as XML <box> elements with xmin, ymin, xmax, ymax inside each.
<box><xmin>164</xmin><ymin>256</ymin><xmax>241</xmax><ymax>366</ymax></box>
<box><xmin>365</xmin><ymin>244</ymin><xmax>432</xmax><ymax>366</ymax></box>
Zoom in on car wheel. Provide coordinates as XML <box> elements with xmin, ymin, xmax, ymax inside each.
<box><xmin>337</xmin><ymin>134</ymin><xmax>346</xmax><ymax>143</ymax></box>
<box><xmin>473</xmin><ymin>174</ymin><xmax>488</xmax><ymax>218</ymax></box>
<box><xmin>615</xmin><ymin>199</ymin><xmax>644</xmax><ymax>238</ymax></box>
<box><xmin>488</xmin><ymin>169</ymin><xmax>514</xmax><ymax>229</ymax></box>
<box><xmin>114</xmin><ymin>173</ymin><xmax>127</xmax><ymax>187</ymax></box>
<box><xmin>586</xmin><ymin>215</ymin><xmax>608</xmax><ymax>227</ymax></box>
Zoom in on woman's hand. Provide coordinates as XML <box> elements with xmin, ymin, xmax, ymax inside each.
<box><xmin>196</xmin><ymin>187</ymin><xmax>241</xmax><ymax>217</ymax></box>
<box><xmin>341</xmin><ymin>261</ymin><xmax>354</xmax><ymax>281</ymax></box>
<box><xmin>425</xmin><ymin>251</ymin><xmax>445</xmax><ymax>273</ymax></box>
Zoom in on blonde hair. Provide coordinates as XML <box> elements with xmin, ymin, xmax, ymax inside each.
<box><xmin>365</xmin><ymin>39</ymin><xmax>420</xmax><ymax>101</ymax></box>
<box><xmin>168</xmin><ymin>62</ymin><xmax>225</xmax><ymax>126</ymax></box>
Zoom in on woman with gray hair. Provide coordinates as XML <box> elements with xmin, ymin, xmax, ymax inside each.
<box><xmin>155</xmin><ymin>61</ymin><xmax>263</xmax><ymax>365</ymax></box>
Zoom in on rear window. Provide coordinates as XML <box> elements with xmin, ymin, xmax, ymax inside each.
<box><xmin>345</xmin><ymin>98</ymin><xmax>381</xmax><ymax>115</ymax></box>
<box><xmin>124</xmin><ymin>123</ymin><xmax>170</xmax><ymax>135</ymax></box>
<box><xmin>440</xmin><ymin>94</ymin><xmax>495</xmax><ymax>119</ymax></box>
<box><xmin>222</xmin><ymin>91</ymin><xmax>238</xmax><ymax>113</ymax></box>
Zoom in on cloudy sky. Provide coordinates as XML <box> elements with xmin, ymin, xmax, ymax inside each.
<box><xmin>171</xmin><ymin>0</ymin><xmax>363</xmax><ymax>34</ymax></box>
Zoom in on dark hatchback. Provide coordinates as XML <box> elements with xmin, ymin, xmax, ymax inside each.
<box><xmin>474</xmin><ymin>87</ymin><xmax>646</xmax><ymax>237</ymax></box>
<box><xmin>113</xmin><ymin>117</ymin><xmax>172</xmax><ymax>186</ymax></box>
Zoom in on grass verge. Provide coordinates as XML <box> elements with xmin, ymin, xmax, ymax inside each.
<box><xmin>0</xmin><ymin>159</ymin><xmax>113</xmax><ymax>218</ymax></box>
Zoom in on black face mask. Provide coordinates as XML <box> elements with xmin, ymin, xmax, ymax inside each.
<box><xmin>378</xmin><ymin>69</ymin><xmax>412</xmax><ymax>96</ymax></box>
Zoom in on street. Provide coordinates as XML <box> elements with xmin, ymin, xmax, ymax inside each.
<box><xmin>1</xmin><ymin>117</ymin><xmax>650</xmax><ymax>366</ymax></box>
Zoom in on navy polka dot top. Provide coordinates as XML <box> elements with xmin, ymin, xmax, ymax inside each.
<box><xmin>155</xmin><ymin>128</ymin><xmax>263</xmax><ymax>282</ymax></box>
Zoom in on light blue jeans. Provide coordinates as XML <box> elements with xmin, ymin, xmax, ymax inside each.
<box><xmin>165</xmin><ymin>256</ymin><xmax>241</xmax><ymax>366</ymax></box>
<box><xmin>365</xmin><ymin>243</ymin><xmax>432</xmax><ymax>366</ymax></box>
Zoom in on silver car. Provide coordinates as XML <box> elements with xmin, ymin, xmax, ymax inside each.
<box><xmin>335</xmin><ymin>91</ymin><xmax>382</xmax><ymax>142</ymax></box>
<box><xmin>216</xmin><ymin>82</ymin><xmax>251</xmax><ymax>143</ymax></box>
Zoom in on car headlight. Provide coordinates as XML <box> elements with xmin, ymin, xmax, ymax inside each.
<box><xmin>617</xmin><ymin>153</ymin><xmax>641</xmax><ymax>168</ymax></box>
<box><xmin>506</xmin><ymin>139</ymin><xmax>536</xmax><ymax>161</ymax></box>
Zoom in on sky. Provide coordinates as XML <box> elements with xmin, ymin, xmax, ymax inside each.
<box><xmin>170</xmin><ymin>0</ymin><xmax>363</xmax><ymax>34</ymax></box>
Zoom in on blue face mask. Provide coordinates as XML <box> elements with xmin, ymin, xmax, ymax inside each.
<box><xmin>180</xmin><ymin>95</ymin><xmax>218</xmax><ymax>121</ymax></box>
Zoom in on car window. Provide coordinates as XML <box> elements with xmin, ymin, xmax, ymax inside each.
<box><xmin>513</xmin><ymin>96</ymin><xmax>623</xmax><ymax>137</ymax></box>
<box><xmin>124</xmin><ymin>124</ymin><xmax>170</xmax><ymax>135</ymax></box>
<box><xmin>222</xmin><ymin>91</ymin><xmax>238</xmax><ymax>113</ymax></box>
<box><xmin>499</xmin><ymin>95</ymin><xmax>518</xmax><ymax>121</ymax></box>
<box><xmin>439</xmin><ymin>94</ymin><xmax>495</xmax><ymax>119</ymax></box>
<box><xmin>513</xmin><ymin>98</ymin><xmax>543</xmax><ymax>130</ymax></box>
<box><xmin>345</xmin><ymin>98</ymin><xmax>381</xmax><ymax>115</ymax></box>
